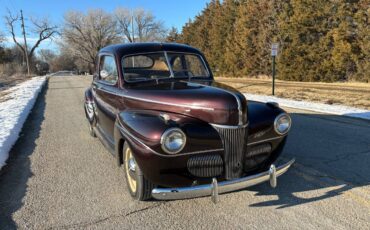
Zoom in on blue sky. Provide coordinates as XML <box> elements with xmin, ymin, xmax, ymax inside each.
<box><xmin>0</xmin><ymin>0</ymin><xmax>210</xmax><ymax>50</ymax></box>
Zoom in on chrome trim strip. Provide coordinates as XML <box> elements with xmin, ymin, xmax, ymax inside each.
<box><xmin>211</xmin><ymin>122</ymin><xmax>249</xmax><ymax>129</ymax></box>
<box><xmin>164</xmin><ymin>51</ymin><xmax>175</xmax><ymax>78</ymax></box>
<box><xmin>235</xmin><ymin>94</ymin><xmax>243</xmax><ymax>126</ymax></box>
<box><xmin>181</xmin><ymin>148</ymin><xmax>224</xmax><ymax>155</ymax></box>
<box><xmin>247</xmin><ymin>135</ymin><xmax>287</xmax><ymax>146</ymax></box>
<box><xmin>188</xmin><ymin>82</ymin><xmax>245</xmax><ymax>125</ymax></box>
<box><xmin>208</xmin><ymin>85</ymin><xmax>244</xmax><ymax>125</ymax></box>
<box><xmin>115</xmin><ymin>122</ymin><xmax>224</xmax><ymax>157</ymax></box>
<box><xmin>151</xmin><ymin>158</ymin><xmax>295</xmax><ymax>200</ymax></box>
<box><xmin>97</xmin><ymin>87</ymin><xmax>214</xmax><ymax>111</ymax></box>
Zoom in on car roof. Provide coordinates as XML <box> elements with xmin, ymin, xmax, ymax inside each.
<box><xmin>99</xmin><ymin>42</ymin><xmax>203</xmax><ymax>57</ymax></box>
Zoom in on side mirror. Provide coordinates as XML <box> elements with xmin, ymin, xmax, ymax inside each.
<box><xmin>100</xmin><ymin>69</ymin><xmax>109</xmax><ymax>78</ymax></box>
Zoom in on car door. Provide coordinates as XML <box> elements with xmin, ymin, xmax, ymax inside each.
<box><xmin>92</xmin><ymin>54</ymin><xmax>121</xmax><ymax>146</ymax></box>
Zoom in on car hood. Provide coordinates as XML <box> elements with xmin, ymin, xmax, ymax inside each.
<box><xmin>123</xmin><ymin>79</ymin><xmax>247</xmax><ymax>126</ymax></box>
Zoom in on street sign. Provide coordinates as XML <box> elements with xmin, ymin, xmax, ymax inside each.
<box><xmin>271</xmin><ymin>43</ymin><xmax>279</xmax><ymax>56</ymax></box>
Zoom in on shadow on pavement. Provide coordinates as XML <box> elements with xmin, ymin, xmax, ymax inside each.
<box><xmin>0</xmin><ymin>82</ymin><xmax>48</xmax><ymax>229</ymax></box>
<box><xmin>248</xmin><ymin>112</ymin><xmax>370</xmax><ymax>208</ymax></box>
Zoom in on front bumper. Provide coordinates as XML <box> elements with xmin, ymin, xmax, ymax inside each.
<box><xmin>152</xmin><ymin>158</ymin><xmax>295</xmax><ymax>201</ymax></box>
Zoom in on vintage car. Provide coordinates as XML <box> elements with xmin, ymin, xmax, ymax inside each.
<box><xmin>84</xmin><ymin>43</ymin><xmax>294</xmax><ymax>202</ymax></box>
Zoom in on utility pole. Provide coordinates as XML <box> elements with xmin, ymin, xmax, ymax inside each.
<box><xmin>20</xmin><ymin>10</ymin><xmax>30</xmax><ymax>76</ymax></box>
<box><xmin>131</xmin><ymin>11</ymin><xmax>135</xmax><ymax>67</ymax></box>
<box><xmin>131</xmin><ymin>10</ymin><xmax>135</xmax><ymax>43</ymax></box>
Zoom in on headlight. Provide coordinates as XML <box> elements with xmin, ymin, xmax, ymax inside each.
<box><xmin>160</xmin><ymin>128</ymin><xmax>186</xmax><ymax>154</ymax></box>
<box><xmin>274</xmin><ymin>113</ymin><xmax>291</xmax><ymax>135</ymax></box>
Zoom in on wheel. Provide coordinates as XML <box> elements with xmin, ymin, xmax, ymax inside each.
<box><xmin>122</xmin><ymin>142</ymin><xmax>154</xmax><ymax>201</ymax></box>
<box><xmin>87</xmin><ymin>118</ymin><xmax>96</xmax><ymax>137</ymax></box>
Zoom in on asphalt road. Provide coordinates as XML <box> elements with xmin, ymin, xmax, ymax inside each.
<box><xmin>0</xmin><ymin>76</ymin><xmax>369</xmax><ymax>229</ymax></box>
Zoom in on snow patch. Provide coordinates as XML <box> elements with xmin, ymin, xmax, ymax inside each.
<box><xmin>244</xmin><ymin>93</ymin><xmax>370</xmax><ymax>121</ymax></box>
<box><xmin>0</xmin><ymin>77</ymin><xmax>46</xmax><ymax>169</ymax></box>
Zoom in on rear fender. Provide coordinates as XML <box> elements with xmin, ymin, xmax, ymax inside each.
<box><xmin>84</xmin><ymin>87</ymin><xmax>95</xmax><ymax>124</ymax></box>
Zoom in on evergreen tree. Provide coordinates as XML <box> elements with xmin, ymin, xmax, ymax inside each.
<box><xmin>226</xmin><ymin>0</ymin><xmax>277</xmax><ymax>76</ymax></box>
<box><xmin>278</xmin><ymin>0</ymin><xmax>334</xmax><ymax>81</ymax></box>
<box><xmin>354</xmin><ymin>0</ymin><xmax>370</xmax><ymax>82</ymax></box>
<box><xmin>178</xmin><ymin>0</ymin><xmax>368</xmax><ymax>82</ymax></box>
<box><xmin>322</xmin><ymin>0</ymin><xmax>361</xmax><ymax>81</ymax></box>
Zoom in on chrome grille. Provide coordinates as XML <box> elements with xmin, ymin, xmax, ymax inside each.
<box><xmin>187</xmin><ymin>154</ymin><xmax>223</xmax><ymax>177</ymax></box>
<box><xmin>212</xmin><ymin>125</ymin><xmax>247</xmax><ymax>179</ymax></box>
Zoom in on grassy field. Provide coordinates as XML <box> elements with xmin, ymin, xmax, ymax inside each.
<box><xmin>216</xmin><ymin>77</ymin><xmax>370</xmax><ymax>110</ymax></box>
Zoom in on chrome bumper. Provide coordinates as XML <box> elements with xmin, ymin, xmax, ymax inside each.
<box><xmin>152</xmin><ymin>158</ymin><xmax>295</xmax><ymax>202</ymax></box>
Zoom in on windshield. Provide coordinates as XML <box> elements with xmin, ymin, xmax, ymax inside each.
<box><xmin>122</xmin><ymin>52</ymin><xmax>210</xmax><ymax>82</ymax></box>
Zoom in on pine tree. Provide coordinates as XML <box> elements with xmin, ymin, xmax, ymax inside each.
<box><xmin>225</xmin><ymin>0</ymin><xmax>277</xmax><ymax>77</ymax></box>
<box><xmin>354</xmin><ymin>0</ymin><xmax>370</xmax><ymax>82</ymax></box>
<box><xmin>179</xmin><ymin>0</ymin><xmax>368</xmax><ymax>82</ymax></box>
<box><xmin>278</xmin><ymin>0</ymin><xmax>334</xmax><ymax>81</ymax></box>
<box><xmin>323</xmin><ymin>0</ymin><xmax>360</xmax><ymax>81</ymax></box>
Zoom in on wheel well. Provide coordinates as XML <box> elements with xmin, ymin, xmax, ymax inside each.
<box><xmin>118</xmin><ymin>138</ymin><xmax>125</xmax><ymax>166</ymax></box>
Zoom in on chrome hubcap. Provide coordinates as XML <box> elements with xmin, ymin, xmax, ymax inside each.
<box><xmin>125</xmin><ymin>148</ymin><xmax>137</xmax><ymax>193</ymax></box>
<box><xmin>128</xmin><ymin>158</ymin><xmax>136</xmax><ymax>178</ymax></box>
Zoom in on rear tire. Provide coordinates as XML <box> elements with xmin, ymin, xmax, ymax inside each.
<box><xmin>122</xmin><ymin>142</ymin><xmax>154</xmax><ymax>201</ymax></box>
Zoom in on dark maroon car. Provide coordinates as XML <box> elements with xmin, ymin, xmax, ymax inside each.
<box><xmin>84</xmin><ymin>43</ymin><xmax>294</xmax><ymax>202</ymax></box>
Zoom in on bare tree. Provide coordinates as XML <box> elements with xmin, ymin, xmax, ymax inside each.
<box><xmin>4</xmin><ymin>10</ymin><xmax>58</xmax><ymax>75</ymax></box>
<box><xmin>0</xmin><ymin>30</ymin><xmax>5</xmax><ymax>44</ymax></box>
<box><xmin>115</xmin><ymin>8</ymin><xmax>167</xmax><ymax>42</ymax></box>
<box><xmin>38</xmin><ymin>49</ymin><xmax>56</xmax><ymax>63</ymax></box>
<box><xmin>62</xmin><ymin>9</ymin><xmax>120</xmax><ymax>69</ymax></box>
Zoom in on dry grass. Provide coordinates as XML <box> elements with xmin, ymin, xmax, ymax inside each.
<box><xmin>0</xmin><ymin>74</ymin><xmax>30</xmax><ymax>103</ymax></box>
<box><xmin>0</xmin><ymin>74</ymin><xmax>29</xmax><ymax>91</ymax></box>
<box><xmin>216</xmin><ymin>77</ymin><xmax>370</xmax><ymax>110</ymax></box>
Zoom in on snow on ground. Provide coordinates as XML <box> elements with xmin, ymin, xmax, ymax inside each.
<box><xmin>0</xmin><ymin>77</ymin><xmax>46</xmax><ymax>169</ymax></box>
<box><xmin>244</xmin><ymin>93</ymin><xmax>370</xmax><ymax>121</ymax></box>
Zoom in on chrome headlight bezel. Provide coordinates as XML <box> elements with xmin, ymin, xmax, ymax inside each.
<box><xmin>274</xmin><ymin>113</ymin><xmax>292</xmax><ymax>135</ymax></box>
<box><xmin>160</xmin><ymin>128</ymin><xmax>187</xmax><ymax>154</ymax></box>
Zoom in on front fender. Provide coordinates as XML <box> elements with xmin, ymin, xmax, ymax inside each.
<box><xmin>116</xmin><ymin>110</ymin><xmax>223</xmax><ymax>154</ymax></box>
<box><xmin>113</xmin><ymin>110</ymin><xmax>224</xmax><ymax>187</ymax></box>
<box><xmin>247</xmin><ymin>101</ymin><xmax>287</xmax><ymax>143</ymax></box>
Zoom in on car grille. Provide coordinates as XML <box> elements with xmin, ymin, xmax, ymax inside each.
<box><xmin>244</xmin><ymin>143</ymin><xmax>272</xmax><ymax>172</ymax></box>
<box><xmin>187</xmin><ymin>154</ymin><xmax>223</xmax><ymax>177</ymax></box>
<box><xmin>212</xmin><ymin>125</ymin><xmax>247</xmax><ymax>180</ymax></box>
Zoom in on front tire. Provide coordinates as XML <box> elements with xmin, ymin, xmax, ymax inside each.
<box><xmin>122</xmin><ymin>142</ymin><xmax>154</xmax><ymax>201</ymax></box>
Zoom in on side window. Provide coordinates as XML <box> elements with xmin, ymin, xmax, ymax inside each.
<box><xmin>99</xmin><ymin>55</ymin><xmax>118</xmax><ymax>84</ymax></box>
